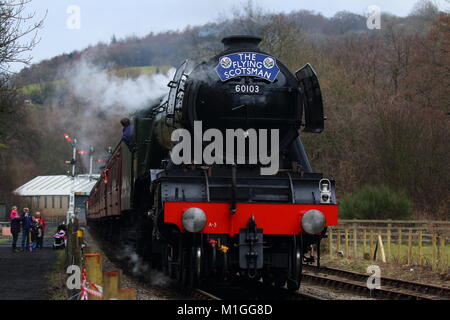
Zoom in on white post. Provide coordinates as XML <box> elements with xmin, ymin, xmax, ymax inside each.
<box><xmin>89</xmin><ymin>146</ymin><xmax>94</xmax><ymax>177</ymax></box>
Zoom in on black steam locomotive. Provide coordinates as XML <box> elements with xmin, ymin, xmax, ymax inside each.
<box><xmin>87</xmin><ymin>36</ymin><xmax>338</xmax><ymax>291</ymax></box>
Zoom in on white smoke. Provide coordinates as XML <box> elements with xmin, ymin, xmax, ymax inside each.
<box><xmin>66</xmin><ymin>59</ymin><xmax>175</xmax><ymax>113</ymax></box>
<box><xmin>51</xmin><ymin>59</ymin><xmax>175</xmax><ymax>171</ymax></box>
<box><xmin>117</xmin><ymin>245</ymin><xmax>172</xmax><ymax>287</ymax></box>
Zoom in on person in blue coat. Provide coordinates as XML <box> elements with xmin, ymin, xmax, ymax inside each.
<box><xmin>21</xmin><ymin>208</ymin><xmax>33</xmax><ymax>252</ymax></box>
<box><xmin>120</xmin><ymin>117</ymin><xmax>135</xmax><ymax>150</ymax></box>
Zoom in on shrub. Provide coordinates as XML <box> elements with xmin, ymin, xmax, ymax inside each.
<box><xmin>340</xmin><ymin>185</ymin><xmax>413</xmax><ymax>220</ymax></box>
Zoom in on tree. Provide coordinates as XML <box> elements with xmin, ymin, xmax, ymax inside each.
<box><xmin>0</xmin><ymin>0</ymin><xmax>45</xmax><ymax>72</ymax></box>
<box><xmin>0</xmin><ymin>0</ymin><xmax>44</xmax><ymax>202</ymax></box>
<box><xmin>410</xmin><ymin>0</ymin><xmax>439</xmax><ymax>18</ymax></box>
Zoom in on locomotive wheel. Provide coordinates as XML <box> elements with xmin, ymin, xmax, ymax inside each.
<box><xmin>180</xmin><ymin>250</ymin><xmax>188</xmax><ymax>288</ymax></box>
<box><xmin>287</xmin><ymin>247</ymin><xmax>303</xmax><ymax>291</ymax></box>
<box><xmin>161</xmin><ymin>243</ymin><xmax>177</xmax><ymax>279</ymax></box>
<box><xmin>161</xmin><ymin>244</ymin><xmax>169</xmax><ymax>276</ymax></box>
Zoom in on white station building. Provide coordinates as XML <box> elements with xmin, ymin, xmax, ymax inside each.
<box><xmin>14</xmin><ymin>174</ymin><xmax>99</xmax><ymax>222</ymax></box>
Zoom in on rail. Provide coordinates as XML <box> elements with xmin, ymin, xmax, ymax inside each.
<box><xmin>303</xmin><ymin>265</ymin><xmax>450</xmax><ymax>300</ymax></box>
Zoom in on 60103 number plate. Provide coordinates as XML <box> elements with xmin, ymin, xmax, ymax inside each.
<box><xmin>231</xmin><ymin>84</ymin><xmax>264</xmax><ymax>94</ymax></box>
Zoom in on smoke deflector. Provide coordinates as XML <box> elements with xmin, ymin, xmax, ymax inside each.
<box><xmin>295</xmin><ymin>63</ymin><xmax>325</xmax><ymax>133</ymax></box>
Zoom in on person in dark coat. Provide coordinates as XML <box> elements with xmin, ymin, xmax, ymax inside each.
<box><xmin>21</xmin><ymin>208</ymin><xmax>33</xmax><ymax>252</ymax></box>
<box><xmin>29</xmin><ymin>216</ymin><xmax>39</xmax><ymax>252</ymax></box>
<box><xmin>120</xmin><ymin>117</ymin><xmax>135</xmax><ymax>150</ymax></box>
<box><xmin>9</xmin><ymin>206</ymin><xmax>21</xmax><ymax>252</ymax></box>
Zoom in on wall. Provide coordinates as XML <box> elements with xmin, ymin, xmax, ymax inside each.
<box><xmin>18</xmin><ymin>195</ymin><xmax>70</xmax><ymax>222</ymax></box>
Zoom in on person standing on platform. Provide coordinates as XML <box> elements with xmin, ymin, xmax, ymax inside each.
<box><xmin>35</xmin><ymin>211</ymin><xmax>46</xmax><ymax>249</ymax></box>
<box><xmin>20</xmin><ymin>208</ymin><xmax>33</xmax><ymax>252</ymax></box>
<box><xmin>9</xmin><ymin>206</ymin><xmax>21</xmax><ymax>252</ymax></box>
<box><xmin>29</xmin><ymin>216</ymin><xmax>39</xmax><ymax>252</ymax></box>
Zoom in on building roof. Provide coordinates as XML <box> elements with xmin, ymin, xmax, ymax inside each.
<box><xmin>14</xmin><ymin>175</ymin><xmax>100</xmax><ymax>196</ymax></box>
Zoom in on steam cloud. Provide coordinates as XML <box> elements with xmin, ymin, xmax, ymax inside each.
<box><xmin>51</xmin><ymin>59</ymin><xmax>175</xmax><ymax>170</ymax></box>
<box><xmin>66</xmin><ymin>60</ymin><xmax>175</xmax><ymax>113</ymax></box>
<box><xmin>118</xmin><ymin>245</ymin><xmax>172</xmax><ymax>287</ymax></box>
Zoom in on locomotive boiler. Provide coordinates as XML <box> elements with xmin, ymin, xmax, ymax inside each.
<box><xmin>87</xmin><ymin>35</ymin><xmax>338</xmax><ymax>291</ymax></box>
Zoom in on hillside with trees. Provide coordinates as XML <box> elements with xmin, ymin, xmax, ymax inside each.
<box><xmin>1</xmin><ymin>0</ymin><xmax>448</xmax><ymax>219</ymax></box>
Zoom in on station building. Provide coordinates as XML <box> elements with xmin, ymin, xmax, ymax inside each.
<box><xmin>13</xmin><ymin>175</ymin><xmax>99</xmax><ymax>222</ymax></box>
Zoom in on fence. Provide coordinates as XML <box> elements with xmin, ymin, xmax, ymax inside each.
<box><xmin>66</xmin><ymin>218</ymin><xmax>137</xmax><ymax>300</ymax></box>
<box><xmin>328</xmin><ymin>220</ymin><xmax>449</xmax><ymax>271</ymax></box>
<box><xmin>0</xmin><ymin>222</ymin><xmax>10</xmax><ymax>238</ymax></box>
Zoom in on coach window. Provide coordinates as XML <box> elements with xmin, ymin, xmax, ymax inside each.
<box><xmin>60</xmin><ymin>196</ymin><xmax>63</xmax><ymax>209</ymax></box>
<box><xmin>44</xmin><ymin>196</ymin><xmax>48</xmax><ymax>209</ymax></box>
<box><xmin>52</xmin><ymin>196</ymin><xmax>55</xmax><ymax>209</ymax></box>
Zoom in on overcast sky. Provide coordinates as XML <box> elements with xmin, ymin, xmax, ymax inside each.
<box><xmin>11</xmin><ymin>0</ymin><xmax>444</xmax><ymax>71</ymax></box>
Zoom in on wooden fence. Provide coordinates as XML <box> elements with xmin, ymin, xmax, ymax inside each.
<box><xmin>328</xmin><ymin>220</ymin><xmax>449</xmax><ymax>271</ymax></box>
<box><xmin>66</xmin><ymin>218</ymin><xmax>137</xmax><ymax>300</ymax></box>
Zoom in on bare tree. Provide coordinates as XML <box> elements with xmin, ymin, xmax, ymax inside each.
<box><xmin>0</xmin><ymin>0</ymin><xmax>45</xmax><ymax>72</ymax></box>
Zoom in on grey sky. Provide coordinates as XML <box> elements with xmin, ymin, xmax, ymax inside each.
<box><xmin>12</xmin><ymin>0</ymin><xmax>439</xmax><ymax>71</ymax></box>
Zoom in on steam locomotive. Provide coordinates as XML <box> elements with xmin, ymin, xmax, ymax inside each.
<box><xmin>86</xmin><ymin>36</ymin><xmax>338</xmax><ymax>291</ymax></box>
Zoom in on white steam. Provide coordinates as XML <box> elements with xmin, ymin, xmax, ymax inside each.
<box><xmin>67</xmin><ymin>59</ymin><xmax>175</xmax><ymax>113</ymax></box>
<box><xmin>118</xmin><ymin>245</ymin><xmax>172</xmax><ymax>287</ymax></box>
<box><xmin>52</xmin><ymin>59</ymin><xmax>175</xmax><ymax>171</ymax></box>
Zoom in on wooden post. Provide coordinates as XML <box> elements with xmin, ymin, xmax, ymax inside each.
<box><xmin>328</xmin><ymin>228</ymin><xmax>333</xmax><ymax>258</ymax></box>
<box><xmin>103</xmin><ymin>271</ymin><xmax>120</xmax><ymax>300</ymax></box>
<box><xmin>84</xmin><ymin>253</ymin><xmax>103</xmax><ymax>300</ymax></box>
<box><xmin>337</xmin><ymin>230</ymin><xmax>341</xmax><ymax>252</ymax></box>
<box><xmin>118</xmin><ymin>288</ymin><xmax>137</xmax><ymax>300</ymax></box>
<box><xmin>418</xmin><ymin>230</ymin><xmax>423</xmax><ymax>265</ymax></box>
<box><xmin>353</xmin><ymin>227</ymin><xmax>357</xmax><ymax>258</ymax></box>
<box><xmin>345</xmin><ymin>229</ymin><xmax>349</xmax><ymax>258</ymax></box>
<box><xmin>378</xmin><ymin>232</ymin><xmax>386</xmax><ymax>263</ymax></box>
<box><xmin>439</xmin><ymin>235</ymin><xmax>446</xmax><ymax>272</ymax></box>
<box><xmin>363</xmin><ymin>229</ymin><xmax>367</xmax><ymax>256</ymax></box>
<box><xmin>387</xmin><ymin>223</ymin><xmax>392</xmax><ymax>261</ymax></box>
<box><xmin>370</xmin><ymin>230</ymin><xmax>374</xmax><ymax>259</ymax></box>
<box><xmin>73</xmin><ymin>224</ymin><xmax>82</xmax><ymax>266</ymax></box>
<box><xmin>407</xmin><ymin>228</ymin><xmax>413</xmax><ymax>265</ymax></box>
<box><xmin>432</xmin><ymin>233</ymin><xmax>437</xmax><ymax>271</ymax></box>
<box><xmin>398</xmin><ymin>228</ymin><xmax>402</xmax><ymax>262</ymax></box>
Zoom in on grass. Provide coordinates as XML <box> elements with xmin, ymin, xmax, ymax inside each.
<box><xmin>46</xmin><ymin>249</ymin><xmax>68</xmax><ymax>300</ymax></box>
<box><xmin>322</xmin><ymin>254</ymin><xmax>450</xmax><ymax>287</ymax></box>
<box><xmin>324</xmin><ymin>241</ymin><xmax>449</xmax><ymax>269</ymax></box>
<box><xmin>111</xmin><ymin>65</ymin><xmax>172</xmax><ymax>78</ymax></box>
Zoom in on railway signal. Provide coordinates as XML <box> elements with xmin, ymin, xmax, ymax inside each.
<box><xmin>63</xmin><ymin>133</ymin><xmax>78</xmax><ymax>177</ymax></box>
<box><xmin>64</xmin><ymin>133</ymin><xmax>107</xmax><ymax>176</ymax></box>
<box><xmin>64</xmin><ymin>133</ymin><xmax>75</xmax><ymax>146</ymax></box>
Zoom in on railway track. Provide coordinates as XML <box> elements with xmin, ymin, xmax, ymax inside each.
<box><xmin>87</xmin><ymin>227</ymin><xmax>448</xmax><ymax>301</ymax></box>
<box><xmin>190</xmin><ymin>279</ymin><xmax>324</xmax><ymax>301</ymax></box>
<box><xmin>302</xmin><ymin>265</ymin><xmax>450</xmax><ymax>300</ymax></box>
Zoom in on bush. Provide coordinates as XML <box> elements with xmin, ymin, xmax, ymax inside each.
<box><xmin>340</xmin><ymin>185</ymin><xmax>413</xmax><ymax>220</ymax></box>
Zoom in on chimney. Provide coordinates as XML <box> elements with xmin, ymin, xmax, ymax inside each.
<box><xmin>222</xmin><ymin>35</ymin><xmax>262</xmax><ymax>51</ymax></box>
